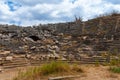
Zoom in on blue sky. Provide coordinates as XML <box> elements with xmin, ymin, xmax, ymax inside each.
<box><xmin>0</xmin><ymin>0</ymin><xmax>120</xmax><ymax>26</ymax></box>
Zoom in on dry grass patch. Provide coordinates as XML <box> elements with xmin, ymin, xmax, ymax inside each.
<box><xmin>13</xmin><ymin>61</ymin><xmax>83</xmax><ymax>80</ymax></box>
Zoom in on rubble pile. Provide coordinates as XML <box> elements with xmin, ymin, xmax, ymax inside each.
<box><xmin>0</xmin><ymin>14</ymin><xmax>120</xmax><ymax>61</ymax></box>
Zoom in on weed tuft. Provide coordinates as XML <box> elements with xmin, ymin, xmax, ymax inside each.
<box><xmin>109</xmin><ymin>66</ymin><xmax>120</xmax><ymax>73</ymax></box>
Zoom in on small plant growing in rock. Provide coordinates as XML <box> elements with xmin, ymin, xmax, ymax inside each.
<box><xmin>95</xmin><ymin>59</ymin><xmax>100</xmax><ymax>67</ymax></box>
<box><xmin>110</xmin><ymin>59</ymin><xmax>120</xmax><ymax>66</ymax></box>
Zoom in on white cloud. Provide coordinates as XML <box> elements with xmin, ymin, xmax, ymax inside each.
<box><xmin>10</xmin><ymin>0</ymin><xmax>63</xmax><ymax>6</ymax></box>
<box><xmin>0</xmin><ymin>0</ymin><xmax>120</xmax><ymax>26</ymax></box>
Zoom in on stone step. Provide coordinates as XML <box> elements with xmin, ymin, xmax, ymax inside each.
<box><xmin>3</xmin><ymin>64</ymin><xmax>29</xmax><ymax>69</ymax></box>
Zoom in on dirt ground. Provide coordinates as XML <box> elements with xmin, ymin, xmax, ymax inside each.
<box><xmin>0</xmin><ymin>67</ymin><xmax>26</xmax><ymax>80</ymax></box>
<box><xmin>0</xmin><ymin>65</ymin><xmax>120</xmax><ymax>80</ymax></box>
<box><xmin>74</xmin><ymin>65</ymin><xmax>120</xmax><ymax>80</ymax></box>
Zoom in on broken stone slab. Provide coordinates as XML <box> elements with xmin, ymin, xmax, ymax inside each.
<box><xmin>48</xmin><ymin>75</ymin><xmax>82</xmax><ymax>80</ymax></box>
<box><xmin>5</xmin><ymin>56</ymin><xmax>13</xmax><ymax>61</ymax></box>
<box><xmin>46</xmin><ymin>53</ymin><xmax>60</xmax><ymax>60</ymax></box>
<box><xmin>30</xmin><ymin>46</ymin><xmax>36</xmax><ymax>50</ymax></box>
<box><xmin>24</xmin><ymin>37</ymin><xmax>34</xmax><ymax>42</ymax></box>
<box><xmin>0</xmin><ymin>51</ymin><xmax>10</xmax><ymax>55</ymax></box>
<box><xmin>54</xmin><ymin>40</ymin><xmax>59</xmax><ymax>44</ymax></box>
<box><xmin>50</xmin><ymin>45</ymin><xmax>60</xmax><ymax>52</ymax></box>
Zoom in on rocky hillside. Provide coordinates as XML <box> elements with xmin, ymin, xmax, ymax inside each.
<box><xmin>0</xmin><ymin>14</ymin><xmax>120</xmax><ymax>58</ymax></box>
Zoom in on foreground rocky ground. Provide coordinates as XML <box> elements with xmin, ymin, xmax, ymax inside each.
<box><xmin>0</xmin><ymin>65</ymin><xmax>120</xmax><ymax>80</ymax></box>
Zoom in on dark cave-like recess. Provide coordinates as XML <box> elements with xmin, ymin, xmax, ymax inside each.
<box><xmin>29</xmin><ymin>36</ymin><xmax>40</xmax><ymax>41</ymax></box>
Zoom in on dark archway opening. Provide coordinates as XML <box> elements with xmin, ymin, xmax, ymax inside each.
<box><xmin>29</xmin><ymin>36</ymin><xmax>40</xmax><ymax>41</ymax></box>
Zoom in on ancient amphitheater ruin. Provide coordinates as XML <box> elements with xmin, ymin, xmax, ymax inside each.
<box><xmin>0</xmin><ymin>13</ymin><xmax>120</xmax><ymax>69</ymax></box>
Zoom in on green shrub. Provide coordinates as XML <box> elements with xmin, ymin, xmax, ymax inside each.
<box><xmin>109</xmin><ymin>66</ymin><xmax>120</xmax><ymax>73</ymax></box>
